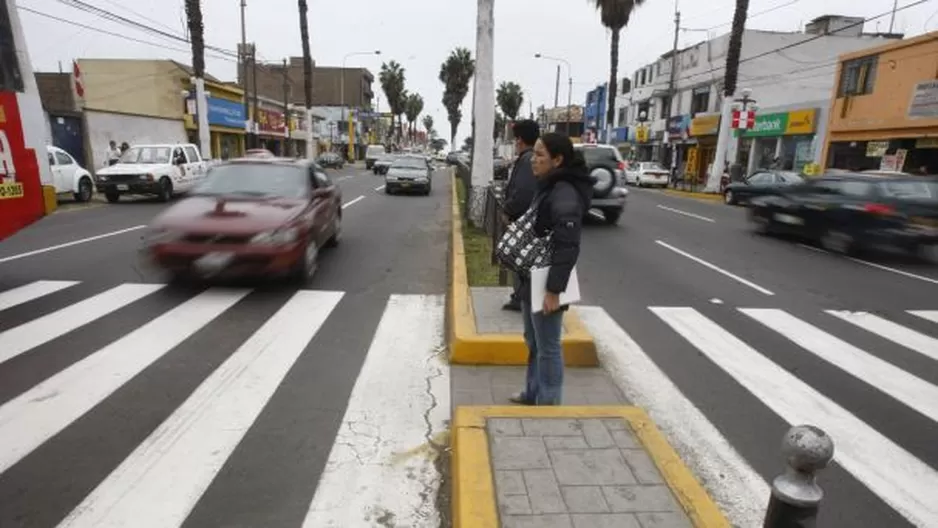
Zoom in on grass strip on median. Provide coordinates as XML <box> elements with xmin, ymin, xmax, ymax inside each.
<box><xmin>454</xmin><ymin>177</ymin><xmax>500</xmax><ymax>286</ymax></box>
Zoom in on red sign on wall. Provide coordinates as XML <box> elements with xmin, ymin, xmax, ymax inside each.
<box><xmin>0</xmin><ymin>91</ymin><xmax>44</xmax><ymax>241</ymax></box>
<box><xmin>256</xmin><ymin>108</ymin><xmax>286</xmax><ymax>136</ymax></box>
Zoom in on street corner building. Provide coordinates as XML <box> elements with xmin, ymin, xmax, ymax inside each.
<box><xmin>821</xmin><ymin>31</ymin><xmax>938</xmax><ymax>175</ymax></box>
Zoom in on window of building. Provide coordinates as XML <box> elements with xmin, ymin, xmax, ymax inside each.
<box><xmin>838</xmin><ymin>55</ymin><xmax>878</xmax><ymax>96</ymax></box>
<box><xmin>647</xmin><ymin>67</ymin><xmax>653</xmax><ymax>83</ymax></box>
<box><xmin>618</xmin><ymin>107</ymin><xmax>627</xmax><ymax>125</ymax></box>
<box><xmin>660</xmin><ymin>96</ymin><xmax>671</xmax><ymax>117</ymax></box>
<box><xmin>640</xmin><ymin>69</ymin><xmax>646</xmax><ymax>85</ymax></box>
<box><xmin>637</xmin><ymin>102</ymin><xmax>650</xmax><ymax>120</ymax></box>
<box><xmin>691</xmin><ymin>86</ymin><xmax>710</xmax><ymax>115</ymax></box>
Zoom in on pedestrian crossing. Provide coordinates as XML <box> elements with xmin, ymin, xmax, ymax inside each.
<box><xmin>579</xmin><ymin>304</ymin><xmax>938</xmax><ymax>528</ymax></box>
<box><xmin>0</xmin><ymin>280</ymin><xmax>447</xmax><ymax>528</ymax></box>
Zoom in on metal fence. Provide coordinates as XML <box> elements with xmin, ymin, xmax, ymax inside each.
<box><xmin>483</xmin><ymin>182</ymin><xmax>509</xmax><ymax>286</ymax></box>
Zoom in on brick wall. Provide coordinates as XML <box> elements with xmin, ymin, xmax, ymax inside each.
<box><xmin>240</xmin><ymin>56</ymin><xmax>373</xmax><ymax>108</ymax></box>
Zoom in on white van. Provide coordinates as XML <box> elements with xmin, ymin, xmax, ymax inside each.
<box><xmin>365</xmin><ymin>144</ymin><xmax>386</xmax><ymax>170</ymax></box>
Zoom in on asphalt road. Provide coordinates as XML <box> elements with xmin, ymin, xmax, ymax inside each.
<box><xmin>0</xmin><ymin>164</ymin><xmax>451</xmax><ymax>528</ymax></box>
<box><xmin>577</xmin><ymin>187</ymin><xmax>938</xmax><ymax>527</ymax></box>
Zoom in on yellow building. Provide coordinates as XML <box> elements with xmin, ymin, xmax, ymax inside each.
<box><xmin>821</xmin><ymin>31</ymin><xmax>938</xmax><ymax>173</ymax></box>
<box><xmin>182</xmin><ymin>78</ymin><xmax>246</xmax><ymax>159</ymax></box>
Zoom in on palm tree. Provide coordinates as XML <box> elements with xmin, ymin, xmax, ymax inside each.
<box><xmin>723</xmin><ymin>0</ymin><xmax>749</xmax><ymax>103</ymax></box>
<box><xmin>422</xmin><ymin>115</ymin><xmax>434</xmax><ymax>139</ymax></box>
<box><xmin>439</xmin><ymin>48</ymin><xmax>475</xmax><ymax>148</ymax></box>
<box><xmin>404</xmin><ymin>93</ymin><xmax>424</xmax><ymax>144</ymax></box>
<box><xmin>493</xmin><ymin>110</ymin><xmax>506</xmax><ymax>141</ymax></box>
<box><xmin>379</xmin><ymin>61</ymin><xmax>407</xmax><ymax>144</ymax></box>
<box><xmin>298</xmin><ymin>0</ymin><xmax>313</xmax><ymax>158</ymax></box>
<box><xmin>184</xmin><ymin>0</ymin><xmax>207</xmax><ymax>157</ymax></box>
<box><xmin>590</xmin><ymin>0</ymin><xmax>645</xmax><ymax>142</ymax></box>
<box><xmin>495</xmin><ymin>82</ymin><xmax>524</xmax><ymax>121</ymax></box>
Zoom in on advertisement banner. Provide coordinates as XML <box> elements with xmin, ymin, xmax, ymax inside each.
<box><xmin>206</xmin><ymin>97</ymin><xmax>246</xmax><ymax>128</ymax></box>
<box><xmin>0</xmin><ymin>92</ymin><xmax>44</xmax><ymax>240</ymax></box>
<box><xmin>256</xmin><ymin>108</ymin><xmax>286</xmax><ymax>136</ymax></box>
<box><xmin>784</xmin><ymin>109</ymin><xmax>817</xmax><ymax>135</ymax></box>
<box><xmin>689</xmin><ymin>115</ymin><xmax>719</xmax><ymax>136</ymax></box>
<box><xmin>741</xmin><ymin>112</ymin><xmax>788</xmax><ymax>137</ymax></box>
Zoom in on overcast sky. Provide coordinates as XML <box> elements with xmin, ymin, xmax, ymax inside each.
<box><xmin>17</xmin><ymin>0</ymin><xmax>938</xmax><ymax>147</ymax></box>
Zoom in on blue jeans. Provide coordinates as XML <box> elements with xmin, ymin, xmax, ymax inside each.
<box><xmin>521</xmin><ymin>300</ymin><xmax>565</xmax><ymax>405</ymax></box>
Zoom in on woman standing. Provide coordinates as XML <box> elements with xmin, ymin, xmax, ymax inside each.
<box><xmin>509</xmin><ymin>133</ymin><xmax>592</xmax><ymax>406</ymax></box>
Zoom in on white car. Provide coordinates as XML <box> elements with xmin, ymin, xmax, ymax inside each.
<box><xmin>46</xmin><ymin>145</ymin><xmax>95</xmax><ymax>202</ymax></box>
<box><xmin>96</xmin><ymin>143</ymin><xmax>207</xmax><ymax>203</ymax></box>
<box><xmin>626</xmin><ymin>161</ymin><xmax>670</xmax><ymax>187</ymax></box>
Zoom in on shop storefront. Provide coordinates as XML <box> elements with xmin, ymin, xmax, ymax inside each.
<box><xmin>684</xmin><ymin>114</ymin><xmax>720</xmax><ymax>184</ymax></box>
<box><xmin>739</xmin><ymin>108</ymin><xmax>819</xmax><ymax>174</ymax></box>
<box><xmin>255</xmin><ymin>106</ymin><xmax>287</xmax><ymax>156</ymax></box>
<box><xmin>185</xmin><ymin>94</ymin><xmax>246</xmax><ymax>160</ymax></box>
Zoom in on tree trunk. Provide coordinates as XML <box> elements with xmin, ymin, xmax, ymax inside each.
<box><xmin>185</xmin><ymin>0</ymin><xmax>210</xmax><ymax>159</ymax></box>
<box><xmin>605</xmin><ymin>27</ymin><xmax>619</xmax><ymax>144</ymax></box>
<box><xmin>469</xmin><ymin>0</ymin><xmax>495</xmax><ymax>228</ymax></box>
<box><xmin>298</xmin><ymin>0</ymin><xmax>315</xmax><ymax>159</ymax></box>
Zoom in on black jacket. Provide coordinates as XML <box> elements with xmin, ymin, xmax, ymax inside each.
<box><xmin>519</xmin><ymin>164</ymin><xmax>592</xmax><ymax>307</ymax></box>
<box><xmin>502</xmin><ymin>148</ymin><xmax>536</xmax><ymax>221</ymax></box>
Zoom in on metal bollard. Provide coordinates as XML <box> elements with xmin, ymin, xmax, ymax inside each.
<box><xmin>764</xmin><ymin>425</ymin><xmax>835</xmax><ymax>528</ymax></box>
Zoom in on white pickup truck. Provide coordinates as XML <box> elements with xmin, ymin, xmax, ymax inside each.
<box><xmin>95</xmin><ymin>143</ymin><xmax>208</xmax><ymax>202</ymax></box>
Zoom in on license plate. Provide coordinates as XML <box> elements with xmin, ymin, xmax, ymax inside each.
<box><xmin>773</xmin><ymin>213</ymin><xmax>804</xmax><ymax>225</ymax></box>
<box><xmin>401</xmin><ymin>183</ymin><xmax>410</xmax><ymax>188</ymax></box>
<box><xmin>117</xmin><ymin>184</ymin><xmax>129</xmax><ymax>191</ymax></box>
<box><xmin>194</xmin><ymin>252</ymin><xmax>234</xmax><ymax>272</ymax></box>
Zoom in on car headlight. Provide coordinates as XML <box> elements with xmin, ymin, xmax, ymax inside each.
<box><xmin>415</xmin><ymin>177</ymin><xmax>428</xmax><ymax>182</ymax></box>
<box><xmin>386</xmin><ymin>174</ymin><xmax>398</xmax><ymax>181</ymax></box>
<box><xmin>251</xmin><ymin>227</ymin><xmax>298</xmax><ymax>245</ymax></box>
<box><xmin>144</xmin><ymin>228</ymin><xmax>181</xmax><ymax>244</ymax></box>
<box><xmin>98</xmin><ymin>175</ymin><xmax>109</xmax><ymax>181</ymax></box>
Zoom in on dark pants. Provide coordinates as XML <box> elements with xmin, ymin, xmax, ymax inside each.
<box><xmin>510</xmin><ymin>271</ymin><xmax>522</xmax><ymax>304</ymax></box>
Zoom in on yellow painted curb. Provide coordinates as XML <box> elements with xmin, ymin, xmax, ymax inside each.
<box><xmin>662</xmin><ymin>189</ymin><xmax>724</xmax><ymax>202</ymax></box>
<box><xmin>451</xmin><ymin>406</ymin><xmax>730</xmax><ymax>528</ymax></box>
<box><xmin>448</xmin><ymin>179</ymin><xmax>598</xmax><ymax>366</ymax></box>
<box><xmin>41</xmin><ymin>185</ymin><xmax>58</xmax><ymax>214</ymax></box>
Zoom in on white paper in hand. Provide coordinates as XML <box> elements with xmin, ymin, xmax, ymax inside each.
<box><xmin>530</xmin><ymin>266</ymin><xmax>581</xmax><ymax>313</ymax></box>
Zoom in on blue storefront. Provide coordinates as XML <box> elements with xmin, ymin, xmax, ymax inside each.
<box><xmin>584</xmin><ymin>84</ymin><xmax>607</xmax><ymax>142</ymax></box>
<box><xmin>185</xmin><ymin>94</ymin><xmax>247</xmax><ymax>159</ymax></box>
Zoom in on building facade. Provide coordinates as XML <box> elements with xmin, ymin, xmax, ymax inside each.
<box><xmin>618</xmin><ymin>15</ymin><xmax>897</xmax><ymax>183</ymax></box>
<box><xmin>821</xmin><ymin>31</ymin><xmax>938</xmax><ymax>174</ymax></box>
<box><xmin>183</xmin><ymin>79</ymin><xmax>246</xmax><ymax>160</ymax></box>
<box><xmin>584</xmin><ymin>84</ymin><xmax>607</xmax><ymax>142</ymax></box>
<box><xmin>35</xmin><ymin>71</ymin><xmax>87</xmax><ymax>168</ymax></box>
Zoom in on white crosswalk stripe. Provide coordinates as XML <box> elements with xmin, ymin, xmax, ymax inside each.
<box><xmin>580</xmin><ymin>303</ymin><xmax>938</xmax><ymax>528</ymax></box>
<box><xmin>0</xmin><ymin>280</ymin><xmax>448</xmax><ymax>528</ymax></box>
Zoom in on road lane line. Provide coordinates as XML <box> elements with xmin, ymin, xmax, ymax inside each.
<box><xmin>827</xmin><ymin>310</ymin><xmax>938</xmax><ymax>362</ymax></box>
<box><xmin>0</xmin><ymin>288</ymin><xmax>250</xmax><ymax>475</ymax></box>
<box><xmin>0</xmin><ymin>280</ymin><xmax>79</xmax><ymax>312</ymax></box>
<box><xmin>342</xmin><ymin>195</ymin><xmax>365</xmax><ymax>209</ymax></box>
<box><xmin>797</xmin><ymin>243</ymin><xmax>827</xmax><ymax>253</ymax></box>
<box><xmin>846</xmin><ymin>256</ymin><xmax>938</xmax><ymax>285</ymax></box>
<box><xmin>652</xmin><ymin>306</ymin><xmax>938</xmax><ymax>527</ymax></box>
<box><xmin>57</xmin><ymin>290</ymin><xmax>341</xmax><ymax>528</ymax></box>
<box><xmin>578</xmin><ymin>306</ymin><xmax>768</xmax><ymax>526</ymax></box>
<box><xmin>742</xmin><ymin>308</ymin><xmax>938</xmax><ymax>422</ymax></box>
<box><xmin>655</xmin><ymin>240</ymin><xmax>774</xmax><ymax>296</ymax></box>
<box><xmin>0</xmin><ymin>225</ymin><xmax>147</xmax><ymax>264</ymax></box>
<box><xmin>656</xmin><ymin>204</ymin><xmax>716</xmax><ymax>223</ymax></box>
<box><xmin>304</xmin><ymin>294</ymin><xmax>447</xmax><ymax>527</ymax></box>
<box><xmin>0</xmin><ymin>284</ymin><xmax>165</xmax><ymax>366</ymax></box>
<box><xmin>374</xmin><ymin>184</ymin><xmax>385</xmax><ymax>191</ymax></box>
<box><xmin>909</xmin><ymin>310</ymin><xmax>938</xmax><ymax>324</ymax></box>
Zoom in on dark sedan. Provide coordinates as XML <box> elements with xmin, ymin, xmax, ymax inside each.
<box><xmin>748</xmin><ymin>172</ymin><xmax>938</xmax><ymax>258</ymax></box>
<box><xmin>143</xmin><ymin>157</ymin><xmax>342</xmax><ymax>284</ymax></box>
<box><xmin>385</xmin><ymin>156</ymin><xmax>432</xmax><ymax>195</ymax></box>
<box><xmin>316</xmin><ymin>152</ymin><xmax>345</xmax><ymax>169</ymax></box>
<box><xmin>373</xmin><ymin>154</ymin><xmax>397</xmax><ymax>175</ymax></box>
<box><xmin>723</xmin><ymin>170</ymin><xmax>803</xmax><ymax>205</ymax></box>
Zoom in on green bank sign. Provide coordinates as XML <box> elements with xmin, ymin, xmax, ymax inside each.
<box><xmin>740</xmin><ymin>112</ymin><xmax>788</xmax><ymax>137</ymax></box>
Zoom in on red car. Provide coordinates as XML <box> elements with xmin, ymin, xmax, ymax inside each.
<box><xmin>143</xmin><ymin>157</ymin><xmax>342</xmax><ymax>283</ymax></box>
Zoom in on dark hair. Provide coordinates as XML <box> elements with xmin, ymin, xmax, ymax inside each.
<box><xmin>512</xmin><ymin>119</ymin><xmax>539</xmax><ymax>147</ymax></box>
<box><xmin>539</xmin><ymin>132</ymin><xmax>586</xmax><ymax>169</ymax></box>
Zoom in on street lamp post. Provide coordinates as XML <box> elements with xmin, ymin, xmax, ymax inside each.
<box><xmin>730</xmin><ymin>88</ymin><xmax>758</xmax><ymax>182</ymax></box>
<box><xmin>534</xmin><ymin>54</ymin><xmax>572</xmax><ymax>136</ymax></box>
<box><xmin>636</xmin><ymin>110</ymin><xmax>648</xmax><ymax>159</ymax></box>
<box><xmin>341</xmin><ymin>50</ymin><xmax>381</xmax><ymax>162</ymax></box>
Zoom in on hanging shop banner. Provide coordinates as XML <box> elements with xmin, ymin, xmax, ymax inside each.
<box><xmin>689</xmin><ymin>114</ymin><xmax>719</xmax><ymax>136</ymax></box>
<box><xmin>256</xmin><ymin>108</ymin><xmax>286</xmax><ymax>136</ymax></box>
<box><xmin>740</xmin><ymin>108</ymin><xmax>818</xmax><ymax>137</ymax></box>
<box><xmin>784</xmin><ymin>109</ymin><xmax>817</xmax><ymax>135</ymax></box>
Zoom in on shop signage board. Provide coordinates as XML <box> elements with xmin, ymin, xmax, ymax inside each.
<box><xmin>668</xmin><ymin>114</ymin><xmax>690</xmax><ymax>139</ymax></box>
<box><xmin>740</xmin><ymin>108</ymin><xmax>818</xmax><ymax>137</ymax></box>
<box><xmin>206</xmin><ymin>97</ymin><xmax>246</xmax><ymax>128</ymax></box>
<box><xmin>908</xmin><ymin>80</ymin><xmax>938</xmax><ymax>119</ymax></box>
<box><xmin>256</xmin><ymin>108</ymin><xmax>286</xmax><ymax>136</ymax></box>
<box><xmin>689</xmin><ymin>114</ymin><xmax>719</xmax><ymax>136</ymax></box>
<box><xmin>0</xmin><ymin>91</ymin><xmax>44</xmax><ymax>240</ymax></box>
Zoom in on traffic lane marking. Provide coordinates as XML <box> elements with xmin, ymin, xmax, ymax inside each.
<box><xmin>655</xmin><ymin>239</ymin><xmax>775</xmax><ymax>296</ymax></box>
<box><xmin>797</xmin><ymin>244</ymin><xmax>938</xmax><ymax>286</ymax></box>
<box><xmin>656</xmin><ymin>204</ymin><xmax>716</xmax><ymax>223</ymax></box>
<box><xmin>342</xmin><ymin>195</ymin><xmax>365</xmax><ymax>209</ymax></box>
<box><xmin>374</xmin><ymin>184</ymin><xmax>385</xmax><ymax>191</ymax></box>
<box><xmin>0</xmin><ymin>225</ymin><xmax>148</xmax><ymax>265</ymax></box>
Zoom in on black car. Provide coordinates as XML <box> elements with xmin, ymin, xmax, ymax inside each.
<box><xmin>723</xmin><ymin>170</ymin><xmax>803</xmax><ymax>205</ymax></box>
<box><xmin>576</xmin><ymin>144</ymin><xmax>628</xmax><ymax>225</ymax></box>
<box><xmin>385</xmin><ymin>155</ymin><xmax>432</xmax><ymax>195</ymax></box>
<box><xmin>748</xmin><ymin>172</ymin><xmax>938</xmax><ymax>258</ymax></box>
<box><xmin>316</xmin><ymin>152</ymin><xmax>345</xmax><ymax>169</ymax></box>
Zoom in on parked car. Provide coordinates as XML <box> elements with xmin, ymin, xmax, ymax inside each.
<box><xmin>143</xmin><ymin>157</ymin><xmax>342</xmax><ymax>283</ymax></box>
<box><xmin>373</xmin><ymin>154</ymin><xmax>397</xmax><ymax>175</ymax></box>
<box><xmin>365</xmin><ymin>144</ymin><xmax>386</xmax><ymax>170</ymax></box>
<box><xmin>317</xmin><ymin>152</ymin><xmax>345</xmax><ymax>169</ymax></box>
<box><xmin>493</xmin><ymin>156</ymin><xmax>510</xmax><ymax>180</ymax></box>
<box><xmin>748</xmin><ymin>172</ymin><xmax>938</xmax><ymax>258</ymax></box>
<box><xmin>723</xmin><ymin>170</ymin><xmax>804</xmax><ymax>205</ymax></box>
<box><xmin>575</xmin><ymin>144</ymin><xmax>629</xmax><ymax>225</ymax></box>
<box><xmin>625</xmin><ymin>161</ymin><xmax>670</xmax><ymax>187</ymax></box>
<box><xmin>385</xmin><ymin>155</ymin><xmax>432</xmax><ymax>195</ymax></box>
<box><xmin>96</xmin><ymin>143</ymin><xmax>208</xmax><ymax>202</ymax></box>
<box><xmin>46</xmin><ymin>145</ymin><xmax>94</xmax><ymax>202</ymax></box>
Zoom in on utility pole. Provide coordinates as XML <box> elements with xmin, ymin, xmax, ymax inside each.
<box><xmin>282</xmin><ymin>58</ymin><xmax>290</xmax><ymax>156</ymax></box>
<box><xmin>663</xmin><ymin>8</ymin><xmax>680</xmax><ymax>167</ymax></box>
<box><xmin>553</xmin><ymin>64</ymin><xmax>560</xmax><ymax>108</ymax></box>
<box><xmin>888</xmin><ymin>0</ymin><xmax>898</xmax><ymax>33</ymax></box>
<box><xmin>251</xmin><ymin>46</ymin><xmax>259</xmax><ymax>149</ymax></box>
<box><xmin>240</xmin><ymin>0</ymin><xmax>250</xmax><ymax>151</ymax></box>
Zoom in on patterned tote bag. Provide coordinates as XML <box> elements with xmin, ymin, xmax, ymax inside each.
<box><xmin>494</xmin><ymin>196</ymin><xmax>552</xmax><ymax>275</ymax></box>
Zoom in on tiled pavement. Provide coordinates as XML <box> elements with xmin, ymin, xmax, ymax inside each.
<box><xmin>471</xmin><ymin>287</ymin><xmax>523</xmax><ymax>334</ymax></box>
<box><xmin>450</xmin><ymin>366</ymin><xmax>628</xmax><ymax>409</ymax></box>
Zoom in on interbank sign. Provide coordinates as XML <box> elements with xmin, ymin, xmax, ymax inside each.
<box><xmin>740</xmin><ymin>108</ymin><xmax>818</xmax><ymax>137</ymax></box>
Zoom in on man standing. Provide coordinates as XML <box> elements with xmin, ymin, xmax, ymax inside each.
<box><xmin>500</xmin><ymin>119</ymin><xmax>539</xmax><ymax>311</ymax></box>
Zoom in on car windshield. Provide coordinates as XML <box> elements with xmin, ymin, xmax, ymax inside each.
<box><xmin>391</xmin><ymin>157</ymin><xmax>427</xmax><ymax>170</ymax></box>
<box><xmin>119</xmin><ymin>146</ymin><xmax>172</xmax><ymax>164</ymax></box>
<box><xmin>878</xmin><ymin>180</ymin><xmax>938</xmax><ymax>200</ymax></box>
<box><xmin>193</xmin><ymin>163</ymin><xmax>309</xmax><ymax>198</ymax></box>
<box><xmin>578</xmin><ymin>146</ymin><xmax>622</xmax><ymax>165</ymax></box>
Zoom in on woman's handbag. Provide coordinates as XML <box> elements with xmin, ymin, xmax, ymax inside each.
<box><xmin>494</xmin><ymin>196</ymin><xmax>552</xmax><ymax>274</ymax></box>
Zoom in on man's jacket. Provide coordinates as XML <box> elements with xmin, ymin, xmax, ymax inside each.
<box><xmin>502</xmin><ymin>148</ymin><xmax>536</xmax><ymax>221</ymax></box>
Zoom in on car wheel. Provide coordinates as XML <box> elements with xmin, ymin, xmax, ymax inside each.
<box><xmin>603</xmin><ymin>209</ymin><xmax>622</xmax><ymax>225</ymax></box>
<box><xmin>105</xmin><ymin>191</ymin><xmax>120</xmax><ymax>203</ymax></box>
<box><xmin>325</xmin><ymin>213</ymin><xmax>341</xmax><ymax>248</ymax></box>
<box><xmin>157</xmin><ymin>177</ymin><xmax>174</xmax><ymax>202</ymax></box>
<box><xmin>820</xmin><ymin>228</ymin><xmax>855</xmax><ymax>255</ymax></box>
<box><xmin>724</xmin><ymin>190</ymin><xmax>736</xmax><ymax>205</ymax></box>
<box><xmin>74</xmin><ymin>177</ymin><xmax>93</xmax><ymax>202</ymax></box>
<box><xmin>295</xmin><ymin>239</ymin><xmax>319</xmax><ymax>285</ymax></box>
